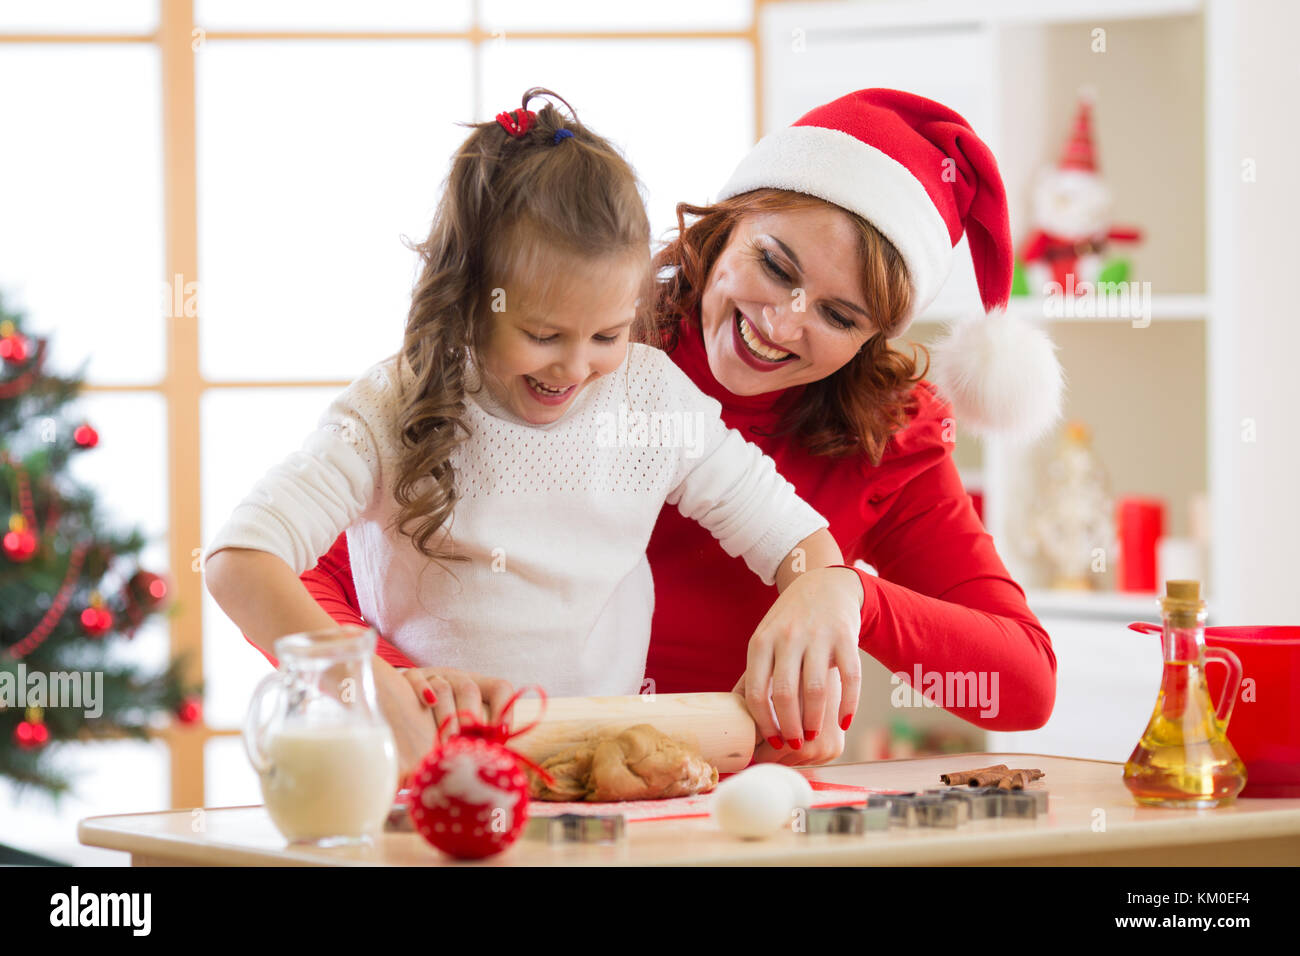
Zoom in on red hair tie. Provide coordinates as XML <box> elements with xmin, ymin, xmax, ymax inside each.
<box><xmin>496</xmin><ymin>108</ymin><xmax>536</xmax><ymax>139</ymax></box>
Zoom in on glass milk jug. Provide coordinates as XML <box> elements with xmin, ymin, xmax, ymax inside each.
<box><xmin>1123</xmin><ymin>580</ymin><xmax>1247</xmax><ymax>808</ymax></box>
<box><xmin>243</xmin><ymin>625</ymin><xmax>399</xmax><ymax>846</ymax></box>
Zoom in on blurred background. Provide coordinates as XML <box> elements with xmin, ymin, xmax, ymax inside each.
<box><xmin>1</xmin><ymin>0</ymin><xmax>1296</xmax><ymax>864</ymax></box>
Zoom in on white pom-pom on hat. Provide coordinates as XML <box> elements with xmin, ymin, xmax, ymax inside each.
<box><xmin>928</xmin><ymin>309</ymin><xmax>1066</xmax><ymax>443</ymax></box>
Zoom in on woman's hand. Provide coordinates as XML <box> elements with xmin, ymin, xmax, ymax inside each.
<box><xmin>741</xmin><ymin>667</ymin><xmax>846</xmax><ymax>766</ymax></box>
<box><xmin>739</xmin><ymin>565</ymin><xmax>863</xmax><ymax>751</ymax></box>
<box><xmin>400</xmin><ymin>667</ymin><xmax>517</xmax><ymax>737</ymax></box>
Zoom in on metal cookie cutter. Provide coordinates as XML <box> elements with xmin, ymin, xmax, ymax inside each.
<box><xmin>1021</xmin><ymin>788</ymin><xmax>1050</xmax><ymax>812</ymax></box>
<box><xmin>966</xmin><ymin>786</ymin><xmax>1045</xmax><ymax>819</ymax></box>
<box><xmin>804</xmin><ymin>806</ymin><xmax>866</xmax><ymax>835</ymax></box>
<box><xmin>524</xmin><ymin>813</ymin><xmax>627</xmax><ymax>844</ymax></box>
<box><xmin>871</xmin><ymin>791</ymin><xmax>920</xmax><ymax>827</ymax></box>
<box><xmin>802</xmin><ymin>805</ymin><xmax>889</xmax><ymax>835</ymax></box>
<box><xmin>915</xmin><ymin>795</ymin><xmax>962</xmax><ymax>828</ymax></box>
<box><xmin>995</xmin><ymin>790</ymin><xmax>1040</xmax><ymax>819</ymax></box>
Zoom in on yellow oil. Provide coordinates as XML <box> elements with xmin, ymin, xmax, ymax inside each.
<box><xmin>1123</xmin><ymin>659</ymin><xmax>1247</xmax><ymax>808</ymax></box>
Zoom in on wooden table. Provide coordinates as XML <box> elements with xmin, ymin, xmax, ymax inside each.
<box><xmin>78</xmin><ymin>752</ymin><xmax>1300</xmax><ymax>866</ymax></box>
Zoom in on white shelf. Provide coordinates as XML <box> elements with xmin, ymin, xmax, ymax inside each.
<box><xmin>1025</xmin><ymin>589</ymin><xmax>1226</xmax><ymax>626</ymax></box>
<box><xmin>913</xmin><ymin>294</ymin><xmax>1209</xmax><ymax>325</ymax></box>
<box><xmin>1026</xmin><ymin>588</ymin><xmax>1161</xmax><ymax>621</ymax></box>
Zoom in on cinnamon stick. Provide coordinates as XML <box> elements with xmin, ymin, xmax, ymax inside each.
<box><xmin>939</xmin><ymin>765</ymin><xmax>1045</xmax><ymax>789</ymax></box>
<box><xmin>939</xmin><ymin>764</ymin><xmax>1009</xmax><ymax>786</ymax></box>
<box><xmin>997</xmin><ymin>771</ymin><xmax>1027</xmax><ymax>790</ymax></box>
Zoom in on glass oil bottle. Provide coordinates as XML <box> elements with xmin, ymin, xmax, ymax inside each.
<box><xmin>1123</xmin><ymin>580</ymin><xmax>1247</xmax><ymax>808</ymax></box>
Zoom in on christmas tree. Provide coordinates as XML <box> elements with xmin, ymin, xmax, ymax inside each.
<box><xmin>0</xmin><ymin>289</ymin><xmax>201</xmax><ymax>797</ymax></box>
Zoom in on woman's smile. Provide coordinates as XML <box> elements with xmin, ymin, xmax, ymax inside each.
<box><xmin>699</xmin><ymin>207</ymin><xmax>875</xmax><ymax>396</ymax></box>
<box><xmin>732</xmin><ymin>308</ymin><xmax>798</xmax><ymax>368</ymax></box>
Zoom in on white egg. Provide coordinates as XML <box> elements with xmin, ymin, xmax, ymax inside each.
<box><xmin>711</xmin><ymin>765</ymin><xmax>805</xmax><ymax>839</ymax></box>
<box><xmin>739</xmin><ymin>763</ymin><xmax>814</xmax><ymax>809</ymax></box>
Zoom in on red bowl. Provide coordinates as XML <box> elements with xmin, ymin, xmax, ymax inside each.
<box><xmin>1202</xmin><ymin>627</ymin><xmax>1300</xmax><ymax>798</ymax></box>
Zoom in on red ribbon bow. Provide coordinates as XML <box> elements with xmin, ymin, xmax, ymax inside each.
<box><xmin>434</xmin><ymin>685</ymin><xmax>555</xmax><ymax>786</ymax></box>
<box><xmin>495</xmin><ymin>108</ymin><xmax>536</xmax><ymax>139</ymax></box>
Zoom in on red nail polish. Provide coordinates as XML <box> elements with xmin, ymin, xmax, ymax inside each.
<box><xmin>767</xmin><ymin>736</ymin><xmax>784</xmax><ymax>750</ymax></box>
<box><xmin>806</xmin><ymin>729</ymin><xmax>818</xmax><ymax>741</ymax></box>
<box><xmin>840</xmin><ymin>713</ymin><xmax>854</xmax><ymax>731</ymax></box>
<box><xmin>788</xmin><ymin>738</ymin><xmax>803</xmax><ymax>751</ymax></box>
<box><xmin>422</xmin><ymin>688</ymin><xmax>437</xmax><ymax>705</ymax></box>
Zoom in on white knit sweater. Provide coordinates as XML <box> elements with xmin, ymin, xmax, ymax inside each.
<box><xmin>203</xmin><ymin>343</ymin><xmax>827</xmax><ymax>696</ymax></box>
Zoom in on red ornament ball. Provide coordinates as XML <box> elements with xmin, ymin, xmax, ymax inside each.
<box><xmin>14</xmin><ymin>720</ymin><xmax>49</xmax><ymax>750</ymax></box>
<box><xmin>73</xmin><ymin>424</ymin><xmax>99</xmax><ymax>448</ymax></box>
<box><xmin>127</xmin><ymin>569</ymin><xmax>170</xmax><ymax>610</ymax></box>
<box><xmin>80</xmin><ymin>605</ymin><xmax>114</xmax><ymax>637</ymax></box>
<box><xmin>176</xmin><ymin>698</ymin><xmax>203</xmax><ymax>725</ymax></box>
<box><xmin>406</xmin><ymin>732</ymin><xmax>531</xmax><ymax>860</ymax></box>
<box><xmin>0</xmin><ymin>332</ymin><xmax>29</xmax><ymax>364</ymax></box>
<box><xmin>2</xmin><ymin>527</ymin><xmax>37</xmax><ymax>562</ymax></box>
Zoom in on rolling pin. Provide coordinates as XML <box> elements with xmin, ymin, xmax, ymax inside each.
<box><xmin>508</xmin><ymin>692</ymin><xmax>759</xmax><ymax>772</ymax></box>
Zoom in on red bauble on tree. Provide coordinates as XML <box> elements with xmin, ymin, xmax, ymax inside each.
<box><xmin>14</xmin><ymin>710</ymin><xmax>50</xmax><ymax>750</ymax></box>
<box><xmin>2</xmin><ymin>516</ymin><xmax>37</xmax><ymax>562</ymax></box>
<box><xmin>0</xmin><ymin>327</ymin><xmax>29</xmax><ymax>364</ymax></box>
<box><xmin>14</xmin><ymin>722</ymin><xmax>45</xmax><ymax>749</ymax></box>
<box><xmin>175</xmin><ymin>697</ymin><xmax>203</xmax><ymax>725</ymax></box>
<box><xmin>121</xmin><ymin>569</ymin><xmax>172</xmax><ymax>637</ymax></box>
<box><xmin>127</xmin><ymin>569</ymin><xmax>169</xmax><ymax>610</ymax></box>
<box><xmin>80</xmin><ymin>595</ymin><xmax>114</xmax><ymax>638</ymax></box>
<box><xmin>406</xmin><ymin>689</ymin><xmax>551</xmax><ymax>860</ymax></box>
<box><xmin>72</xmin><ymin>423</ymin><xmax>99</xmax><ymax>448</ymax></box>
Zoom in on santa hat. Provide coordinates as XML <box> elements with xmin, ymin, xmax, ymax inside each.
<box><xmin>717</xmin><ymin>88</ymin><xmax>1063</xmax><ymax>442</ymax></box>
<box><xmin>1059</xmin><ymin>95</ymin><xmax>1097</xmax><ymax>172</ymax></box>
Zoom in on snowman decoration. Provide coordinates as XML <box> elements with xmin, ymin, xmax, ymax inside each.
<box><xmin>1017</xmin><ymin>94</ymin><xmax>1141</xmax><ymax>295</ymax></box>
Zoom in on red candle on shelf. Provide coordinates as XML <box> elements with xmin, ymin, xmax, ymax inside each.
<box><xmin>1116</xmin><ymin>496</ymin><xmax>1165</xmax><ymax>592</ymax></box>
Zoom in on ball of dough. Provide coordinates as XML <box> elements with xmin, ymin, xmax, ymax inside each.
<box><xmin>711</xmin><ymin>765</ymin><xmax>801</xmax><ymax>839</ymax></box>
<box><xmin>530</xmin><ymin>724</ymin><xmax>718</xmax><ymax>802</ymax></box>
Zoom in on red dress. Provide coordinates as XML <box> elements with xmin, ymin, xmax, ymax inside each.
<box><xmin>259</xmin><ymin>314</ymin><xmax>1056</xmax><ymax>731</ymax></box>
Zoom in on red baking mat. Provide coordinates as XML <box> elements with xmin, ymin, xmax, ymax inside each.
<box><xmin>526</xmin><ymin>779</ymin><xmax>899</xmax><ymax>822</ymax></box>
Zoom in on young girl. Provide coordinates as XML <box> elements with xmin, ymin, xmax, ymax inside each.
<box><xmin>203</xmin><ymin>89</ymin><xmax>865</xmax><ymax>777</ymax></box>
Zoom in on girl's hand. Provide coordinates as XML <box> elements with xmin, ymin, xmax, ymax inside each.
<box><xmin>742</xmin><ymin>667</ymin><xmax>845</xmax><ymax>767</ymax></box>
<box><xmin>400</xmin><ymin>667</ymin><xmax>517</xmax><ymax>737</ymax></box>
<box><xmin>740</xmin><ymin>566</ymin><xmax>863</xmax><ymax>750</ymax></box>
<box><xmin>371</xmin><ymin>656</ymin><xmax>438</xmax><ymax>787</ymax></box>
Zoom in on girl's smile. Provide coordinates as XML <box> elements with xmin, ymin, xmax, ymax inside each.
<box><xmin>480</xmin><ymin>250</ymin><xmax>647</xmax><ymax>425</ymax></box>
<box><xmin>522</xmin><ymin>375</ymin><xmax>579</xmax><ymax>404</ymax></box>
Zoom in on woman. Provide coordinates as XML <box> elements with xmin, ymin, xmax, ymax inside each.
<box><xmin>268</xmin><ymin>89</ymin><xmax>1063</xmax><ymax>768</ymax></box>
